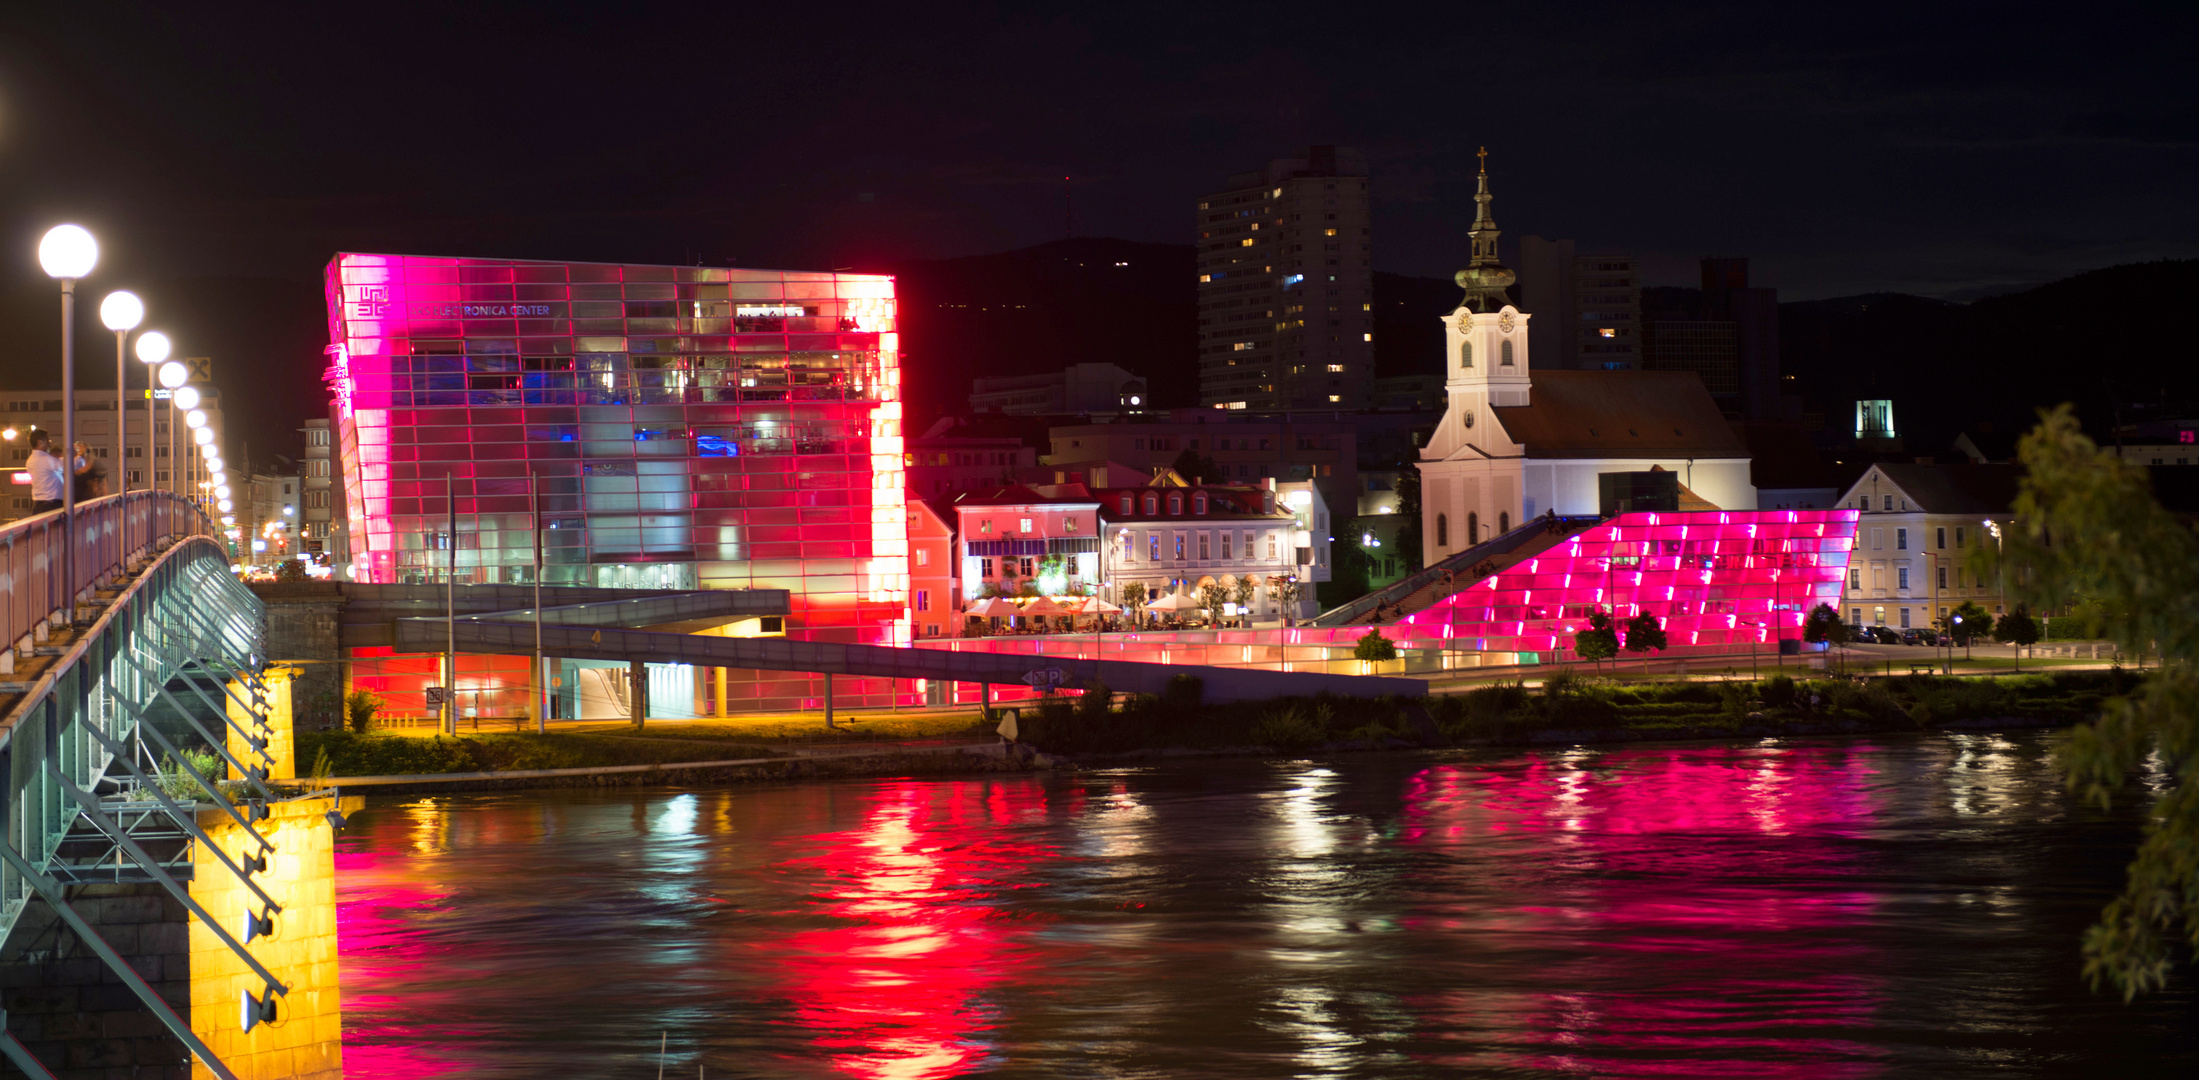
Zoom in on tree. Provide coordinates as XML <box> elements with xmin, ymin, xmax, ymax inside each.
<box><xmin>1269</xmin><ymin>575</ymin><xmax>1303</xmax><ymax>625</ymax></box>
<box><xmin>1197</xmin><ymin>581</ymin><xmax>1231</xmax><ymax>622</ymax></box>
<box><xmin>1994</xmin><ymin>605</ymin><xmax>2042</xmax><ymax>671</ymax></box>
<box><xmin>1353</xmin><ymin>628</ymin><xmax>1398</xmax><ymax>662</ymax></box>
<box><xmin>344</xmin><ymin>690</ymin><xmax>384</xmax><ymax>734</ymax></box>
<box><xmin>1120</xmin><ymin>582</ymin><xmax>1148</xmax><ymax>626</ymax></box>
<box><xmin>1991</xmin><ymin>405</ymin><xmax>2199</xmax><ymax>999</ymax></box>
<box><xmin>1231</xmin><ymin>574</ymin><xmax>1257</xmax><ymax>612</ymax></box>
<box><xmin>1392</xmin><ymin>459</ymin><xmax>1424</xmax><ymax>574</ymax></box>
<box><xmin>1573</xmin><ymin>608</ymin><xmax>1619</xmax><ymax>669</ymax></box>
<box><xmin>1320</xmin><ymin>540</ymin><xmax>1372</xmax><ymax>610</ymax></box>
<box><xmin>1948</xmin><ymin>600</ymin><xmax>1993</xmax><ymax>656</ymax></box>
<box><xmin>1802</xmin><ymin>603</ymin><xmax>1851</xmax><ymax>645</ymax></box>
<box><xmin>1168</xmin><ymin>447</ymin><xmax>1222</xmax><ymax>485</ymax></box>
<box><xmin>1623</xmin><ymin>612</ymin><xmax>1667</xmax><ymax>653</ymax></box>
<box><xmin>275</xmin><ymin>558</ymin><xmax>308</xmax><ymax>583</ymax></box>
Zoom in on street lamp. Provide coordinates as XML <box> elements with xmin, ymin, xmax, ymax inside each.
<box><xmin>40</xmin><ymin>224</ymin><xmax>98</xmax><ymax>614</ymax></box>
<box><xmin>158</xmin><ymin>361</ymin><xmax>187</xmax><ymax>495</ymax></box>
<box><xmin>137</xmin><ymin>332</ymin><xmax>170</xmax><ymax>497</ymax></box>
<box><xmin>100</xmin><ymin>291</ymin><xmax>143</xmax><ymax>492</ymax></box>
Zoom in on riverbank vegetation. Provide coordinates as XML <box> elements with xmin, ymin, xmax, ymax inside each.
<box><xmin>1006</xmin><ymin>668</ymin><xmax>2130</xmax><ymax>756</ymax></box>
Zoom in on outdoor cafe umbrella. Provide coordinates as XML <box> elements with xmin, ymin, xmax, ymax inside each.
<box><xmin>1145</xmin><ymin>592</ymin><xmax>1196</xmax><ymax>612</ymax></box>
<box><xmin>1084</xmin><ymin>598</ymin><xmax>1123</xmax><ymax>614</ymax></box>
<box><xmin>970</xmin><ymin>597</ymin><xmax>1021</xmax><ymax>618</ymax></box>
<box><xmin>1022</xmin><ymin>596</ymin><xmax>1071</xmax><ymax>618</ymax></box>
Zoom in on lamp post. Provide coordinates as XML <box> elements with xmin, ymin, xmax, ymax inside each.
<box><xmin>158</xmin><ymin>361</ymin><xmax>188</xmax><ymax>495</ymax></box>
<box><xmin>40</xmin><ymin>225</ymin><xmax>98</xmax><ymax>620</ymax></box>
<box><xmin>99</xmin><ymin>291</ymin><xmax>142</xmax><ymax>491</ymax></box>
<box><xmin>137</xmin><ymin>332</ymin><xmax>170</xmax><ymax>506</ymax></box>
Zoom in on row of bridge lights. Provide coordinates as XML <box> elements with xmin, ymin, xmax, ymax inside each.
<box><xmin>33</xmin><ymin>225</ymin><xmax>238</xmax><ymax>539</ymax></box>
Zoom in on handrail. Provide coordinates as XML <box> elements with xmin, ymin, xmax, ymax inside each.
<box><xmin>1311</xmin><ymin>514</ymin><xmax>1603</xmax><ymax>627</ymax></box>
<box><xmin>0</xmin><ymin>490</ymin><xmax>215</xmax><ymax>660</ymax></box>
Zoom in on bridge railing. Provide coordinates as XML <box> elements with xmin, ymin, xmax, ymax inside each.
<box><xmin>0</xmin><ymin>490</ymin><xmax>216</xmax><ymax>661</ymax></box>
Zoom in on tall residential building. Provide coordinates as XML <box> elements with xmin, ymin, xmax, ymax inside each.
<box><xmin>300</xmin><ymin>417</ymin><xmax>347</xmax><ymax>574</ymax></box>
<box><xmin>1519</xmin><ymin>238</ymin><xmax>1642</xmax><ymax>370</ymax></box>
<box><xmin>1195</xmin><ymin>146</ymin><xmax>1373</xmax><ymax>411</ymax></box>
<box><xmin>1643</xmin><ymin>256</ymin><xmax>1782</xmax><ymax>421</ymax></box>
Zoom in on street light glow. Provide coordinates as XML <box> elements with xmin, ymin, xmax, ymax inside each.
<box><xmin>173</xmin><ymin>385</ymin><xmax>201</xmax><ymax>411</ymax></box>
<box><xmin>38</xmin><ymin>225</ymin><xmax>98</xmax><ymax>279</ymax></box>
<box><xmin>184</xmin><ymin>409</ymin><xmax>207</xmax><ymax>429</ymax></box>
<box><xmin>159</xmin><ymin>361</ymin><xmax>188</xmax><ymax>388</ymax></box>
<box><xmin>193</xmin><ymin>426</ymin><xmax>214</xmax><ymax>446</ymax></box>
<box><xmin>136</xmin><ymin>331</ymin><xmax>171</xmax><ymax>364</ymax></box>
<box><xmin>100</xmin><ymin>291</ymin><xmax>144</xmax><ymax>331</ymax></box>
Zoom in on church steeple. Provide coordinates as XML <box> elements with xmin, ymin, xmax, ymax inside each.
<box><xmin>1453</xmin><ymin>147</ymin><xmax>1516</xmax><ymax>313</ymax></box>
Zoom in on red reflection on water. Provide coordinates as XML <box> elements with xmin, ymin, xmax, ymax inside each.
<box><xmin>767</xmin><ymin>780</ymin><xmax>1056</xmax><ymax>1080</ymax></box>
<box><xmin>1398</xmin><ymin>745</ymin><xmax>1890</xmax><ymax>1078</ymax></box>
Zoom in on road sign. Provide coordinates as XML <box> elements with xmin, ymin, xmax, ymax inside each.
<box><xmin>424</xmin><ymin>686</ymin><xmax>449</xmax><ymax>706</ymax></box>
<box><xmin>1021</xmin><ymin>668</ymin><xmax>1066</xmax><ymax>688</ymax></box>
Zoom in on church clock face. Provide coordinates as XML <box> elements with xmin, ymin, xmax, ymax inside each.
<box><xmin>1462</xmin><ymin>409</ymin><xmax>1475</xmax><ymax>429</ymax></box>
<box><xmin>1498</xmin><ymin>312</ymin><xmax>1515</xmax><ymax>333</ymax></box>
<box><xmin>1455</xmin><ymin>314</ymin><xmax>1474</xmax><ymax>333</ymax></box>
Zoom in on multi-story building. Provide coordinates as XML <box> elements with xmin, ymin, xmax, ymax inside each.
<box><xmin>1519</xmin><ymin>238</ymin><xmax>1642</xmax><ymax>371</ymax></box>
<box><xmin>904</xmin><ymin>432</ymin><xmax>1040</xmax><ymax>501</ymax></box>
<box><xmin>968</xmin><ymin>362</ymin><xmax>1146</xmax><ymax>415</ymax></box>
<box><xmin>1195</xmin><ymin>146</ymin><xmax>1373</xmax><ymax>411</ymax></box>
<box><xmin>1045</xmin><ymin>410</ymin><xmax>1357</xmax><ymax>509</ymax></box>
<box><xmin>1833</xmin><ymin>463</ymin><xmax>2017</xmax><ymax>630</ymax></box>
<box><xmin>245</xmin><ymin>470</ymin><xmax>303</xmax><ymax>567</ymax></box>
<box><xmin>323</xmin><ymin>252</ymin><xmax>909</xmax><ymax>711</ymax></box>
<box><xmin>1643</xmin><ymin>257</ymin><xmax>1782</xmax><ymax>421</ymax></box>
<box><xmin>1096</xmin><ymin>478</ymin><xmax>1329</xmax><ymax>623</ymax></box>
<box><xmin>951</xmin><ymin>485</ymin><xmax>1104</xmax><ymax>610</ymax></box>
<box><xmin>907</xmin><ymin>498</ymin><xmax>955</xmax><ymax>639</ymax></box>
<box><xmin>299</xmin><ymin>417</ymin><xmax>346</xmax><ymax>575</ymax></box>
<box><xmin>0</xmin><ymin>387</ymin><xmax>229</xmax><ymax>523</ymax></box>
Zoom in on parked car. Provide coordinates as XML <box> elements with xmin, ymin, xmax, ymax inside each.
<box><xmin>1868</xmin><ymin>626</ymin><xmax>1905</xmax><ymax>645</ymax></box>
<box><xmin>1898</xmin><ymin>628</ymin><xmax>1931</xmax><ymax>646</ymax></box>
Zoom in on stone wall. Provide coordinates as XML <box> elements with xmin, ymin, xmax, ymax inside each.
<box><xmin>187</xmin><ymin>796</ymin><xmax>357</xmax><ymax>1080</ymax></box>
<box><xmin>253</xmin><ymin>589</ymin><xmax>344</xmax><ymax>736</ymax></box>
<box><xmin>0</xmin><ymin>883</ymin><xmax>192</xmax><ymax>1079</ymax></box>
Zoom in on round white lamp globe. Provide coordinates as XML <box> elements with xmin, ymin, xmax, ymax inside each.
<box><xmin>185</xmin><ymin>409</ymin><xmax>207</xmax><ymax>430</ymax></box>
<box><xmin>159</xmin><ymin>361</ymin><xmax>189</xmax><ymax>389</ymax></box>
<box><xmin>193</xmin><ymin>427</ymin><xmax>214</xmax><ymax>446</ymax></box>
<box><xmin>172</xmin><ymin>385</ymin><xmax>201</xmax><ymax>411</ymax></box>
<box><xmin>218</xmin><ymin>499</ymin><xmax>233</xmax><ymax>513</ymax></box>
<box><xmin>38</xmin><ymin>225</ymin><xmax>98</xmax><ymax>279</ymax></box>
<box><xmin>100</xmin><ymin>291</ymin><xmax>144</xmax><ymax>332</ymax></box>
<box><xmin>136</xmin><ymin>331</ymin><xmax>171</xmax><ymax>364</ymax></box>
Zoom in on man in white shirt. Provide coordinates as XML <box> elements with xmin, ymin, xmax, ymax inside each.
<box><xmin>26</xmin><ymin>428</ymin><xmax>65</xmax><ymax>514</ymax></box>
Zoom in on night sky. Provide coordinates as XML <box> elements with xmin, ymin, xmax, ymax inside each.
<box><xmin>0</xmin><ymin>1</ymin><xmax>2191</xmax><ymax>452</ymax></box>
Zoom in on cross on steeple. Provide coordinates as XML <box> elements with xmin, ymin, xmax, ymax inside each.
<box><xmin>1476</xmin><ymin>146</ymin><xmax>1487</xmax><ymax>174</ymax></box>
<box><xmin>1452</xmin><ymin>147</ymin><xmax>1514</xmax><ymax>312</ymax></box>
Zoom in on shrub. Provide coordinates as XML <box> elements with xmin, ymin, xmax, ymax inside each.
<box><xmin>1761</xmin><ymin>673</ymin><xmax>1797</xmax><ymax>708</ymax></box>
<box><xmin>1253</xmin><ymin>706</ymin><xmax>1323</xmax><ymax>753</ymax></box>
<box><xmin>298</xmin><ymin>731</ymin><xmax>483</xmax><ymax>776</ymax></box>
<box><xmin>1162</xmin><ymin>673</ymin><xmax>1203</xmax><ymax>711</ymax></box>
<box><xmin>1623</xmin><ymin>612</ymin><xmax>1668</xmax><ymax>654</ymax></box>
<box><xmin>345</xmin><ymin>690</ymin><xmax>384</xmax><ymax>734</ymax></box>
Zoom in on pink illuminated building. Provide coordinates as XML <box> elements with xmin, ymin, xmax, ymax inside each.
<box><xmin>323</xmin><ymin>253</ymin><xmax>909</xmax><ymax>713</ymax></box>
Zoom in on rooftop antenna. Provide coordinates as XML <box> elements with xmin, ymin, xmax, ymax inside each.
<box><xmin>1064</xmin><ymin>175</ymin><xmax>1073</xmax><ymax>240</ymax></box>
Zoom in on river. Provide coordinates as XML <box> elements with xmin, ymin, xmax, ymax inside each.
<box><xmin>332</xmin><ymin>733</ymin><xmax>2196</xmax><ymax>1078</ymax></box>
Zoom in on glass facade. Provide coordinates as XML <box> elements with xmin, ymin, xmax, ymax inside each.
<box><xmin>324</xmin><ymin>253</ymin><xmax>908</xmax><ymax>654</ymax></box>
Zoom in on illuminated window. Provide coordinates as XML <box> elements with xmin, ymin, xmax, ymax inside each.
<box><xmin>916</xmin><ymin>590</ymin><xmax>930</xmax><ymax>611</ymax></box>
<box><xmin>1363</xmin><ymin>333</ymin><xmax>1372</xmax><ymax>342</ymax></box>
<box><xmin>1018</xmin><ymin>517</ymin><xmax>1033</xmax><ymax>533</ymax></box>
<box><xmin>1266</xmin><ymin>533</ymin><xmax>1278</xmax><ymax>559</ymax></box>
<box><xmin>915</xmin><ymin>549</ymin><xmax>929</xmax><ymax>567</ymax></box>
<box><xmin>1326</xmin><ymin>364</ymin><xmax>1344</xmax><ymax>373</ymax></box>
<box><xmin>1149</xmin><ymin>533</ymin><xmax>1160</xmax><ymax>560</ymax></box>
<box><xmin>1599</xmin><ymin>328</ymin><xmax>1616</xmax><ymax>338</ymax></box>
<box><xmin>1240</xmin><ymin>239</ymin><xmax>1255</xmax><ymax>248</ymax></box>
<box><xmin>1064</xmin><ymin>516</ymin><xmax>1079</xmax><ymax>532</ymax></box>
<box><xmin>1328</xmin><ymin>395</ymin><xmax>1340</xmax><ymax>402</ymax></box>
<box><xmin>1174</xmin><ymin>534</ymin><xmax>1185</xmax><ymax>560</ymax></box>
<box><xmin>979</xmin><ymin>519</ymin><xmax>992</xmax><ymax>534</ymax></box>
<box><xmin>1324</xmin><ymin>228</ymin><xmax>1337</xmax><ymax>236</ymax></box>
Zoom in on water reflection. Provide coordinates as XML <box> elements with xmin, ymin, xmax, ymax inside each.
<box><xmin>336</xmin><ymin>735</ymin><xmax>2196</xmax><ymax>1078</ymax></box>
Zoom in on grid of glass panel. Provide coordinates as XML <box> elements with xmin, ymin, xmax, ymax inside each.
<box><xmin>324</xmin><ymin>253</ymin><xmax>909</xmax><ymax>653</ymax></box>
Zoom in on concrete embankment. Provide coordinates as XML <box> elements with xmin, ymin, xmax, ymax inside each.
<box><xmin>277</xmin><ymin>741</ymin><xmax>1058</xmax><ymax>797</ymax></box>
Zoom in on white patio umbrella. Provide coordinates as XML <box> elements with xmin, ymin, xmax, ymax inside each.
<box><xmin>1146</xmin><ymin>592</ymin><xmax>1196</xmax><ymax>612</ymax></box>
<box><xmin>970</xmin><ymin>597</ymin><xmax>1021</xmax><ymax>617</ymax></box>
<box><xmin>1022</xmin><ymin>596</ymin><xmax>1070</xmax><ymax>618</ymax></box>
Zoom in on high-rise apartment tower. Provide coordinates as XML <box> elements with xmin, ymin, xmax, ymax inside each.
<box><xmin>1195</xmin><ymin>146</ymin><xmax>1372</xmax><ymax>411</ymax></box>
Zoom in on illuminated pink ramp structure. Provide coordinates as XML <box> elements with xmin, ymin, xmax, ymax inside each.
<box><xmin>1390</xmin><ymin>509</ymin><xmax>1860</xmax><ymax>656</ymax></box>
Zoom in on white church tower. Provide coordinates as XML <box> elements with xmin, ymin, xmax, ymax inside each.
<box><xmin>1420</xmin><ymin>150</ymin><xmax>1532</xmax><ymax>563</ymax></box>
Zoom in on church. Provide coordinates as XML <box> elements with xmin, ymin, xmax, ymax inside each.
<box><xmin>1418</xmin><ymin>155</ymin><xmax>1755</xmax><ymax>567</ymax></box>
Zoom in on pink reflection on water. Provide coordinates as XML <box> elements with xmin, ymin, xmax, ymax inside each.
<box><xmin>765</xmin><ymin>780</ymin><xmax>1057</xmax><ymax>1080</ymax></box>
<box><xmin>1398</xmin><ymin>745</ymin><xmax>1891</xmax><ymax>1078</ymax></box>
<box><xmin>335</xmin><ymin>848</ymin><xmax>467</xmax><ymax>1079</ymax></box>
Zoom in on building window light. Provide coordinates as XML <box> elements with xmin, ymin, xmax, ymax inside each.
<box><xmin>1328</xmin><ymin>395</ymin><xmax>1341</xmax><ymax>402</ymax></box>
<box><xmin>1599</xmin><ymin>328</ymin><xmax>1616</xmax><ymax>338</ymax></box>
<box><xmin>1326</xmin><ymin>364</ymin><xmax>1344</xmax><ymax>373</ymax></box>
<box><xmin>1240</xmin><ymin>239</ymin><xmax>1256</xmax><ymax>248</ymax></box>
<box><xmin>1363</xmin><ymin>333</ymin><xmax>1372</xmax><ymax>342</ymax></box>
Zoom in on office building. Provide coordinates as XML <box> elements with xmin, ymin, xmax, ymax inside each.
<box><xmin>322</xmin><ymin>253</ymin><xmax>908</xmax><ymax>652</ymax></box>
<box><xmin>0</xmin><ymin>387</ymin><xmax>229</xmax><ymax>523</ymax></box>
<box><xmin>1519</xmin><ymin>239</ymin><xmax>1642</xmax><ymax>370</ymax></box>
<box><xmin>1644</xmin><ymin>257</ymin><xmax>1782</xmax><ymax>420</ymax></box>
<box><xmin>1195</xmin><ymin>146</ymin><xmax>1373</xmax><ymax>410</ymax></box>
<box><xmin>968</xmin><ymin>362</ymin><xmax>1146</xmax><ymax>415</ymax></box>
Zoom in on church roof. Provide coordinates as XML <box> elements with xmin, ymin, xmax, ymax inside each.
<box><xmin>1492</xmin><ymin>371</ymin><xmax>1746</xmax><ymax>459</ymax></box>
